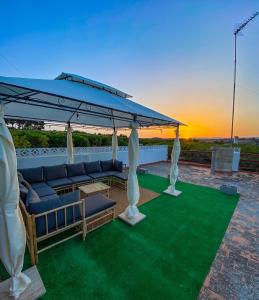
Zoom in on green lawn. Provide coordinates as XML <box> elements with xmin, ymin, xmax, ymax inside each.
<box><xmin>0</xmin><ymin>174</ymin><xmax>239</xmax><ymax>299</ymax></box>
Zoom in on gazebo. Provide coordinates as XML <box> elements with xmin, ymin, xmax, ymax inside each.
<box><xmin>0</xmin><ymin>72</ymin><xmax>183</xmax><ymax>298</ymax></box>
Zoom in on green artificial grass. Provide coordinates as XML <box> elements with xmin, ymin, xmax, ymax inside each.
<box><xmin>0</xmin><ymin>174</ymin><xmax>239</xmax><ymax>300</ymax></box>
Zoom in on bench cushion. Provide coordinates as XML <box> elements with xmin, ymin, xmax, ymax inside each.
<box><xmin>84</xmin><ymin>193</ymin><xmax>116</xmax><ymax>218</ymax></box>
<box><xmin>113</xmin><ymin>172</ymin><xmax>128</xmax><ymax>181</ymax></box>
<box><xmin>69</xmin><ymin>175</ymin><xmax>92</xmax><ymax>184</ymax></box>
<box><xmin>43</xmin><ymin>164</ymin><xmax>67</xmax><ymax>181</ymax></box>
<box><xmin>88</xmin><ymin>172</ymin><xmax>109</xmax><ymax>179</ymax></box>
<box><xmin>47</xmin><ymin>178</ymin><xmax>73</xmax><ymax>188</ymax></box>
<box><xmin>31</xmin><ymin>182</ymin><xmax>56</xmax><ymax>197</ymax></box>
<box><xmin>19</xmin><ymin>167</ymin><xmax>43</xmax><ymax>183</ymax></box>
<box><xmin>66</xmin><ymin>163</ymin><xmax>86</xmax><ymax>177</ymax></box>
<box><xmin>100</xmin><ymin>159</ymin><xmax>113</xmax><ymax>172</ymax></box>
<box><xmin>84</xmin><ymin>161</ymin><xmax>101</xmax><ymax>174</ymax></box>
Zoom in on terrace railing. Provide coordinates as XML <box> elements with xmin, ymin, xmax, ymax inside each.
<box><xmin>16</xmin><ymin>145</ymin><xmax>168</xmax><ymax>169</ymax></box>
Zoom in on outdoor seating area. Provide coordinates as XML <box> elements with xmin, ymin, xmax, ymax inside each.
<box><xmin>18</xmin><ymin>159</ymin><xmax>128</xmax><ymax>265</ymax></box>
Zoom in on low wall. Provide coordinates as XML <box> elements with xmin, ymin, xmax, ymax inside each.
<box><xmin>16</xmin><ymin>145</ymin><xmax>168</xmax><ymax>169</ymax></box>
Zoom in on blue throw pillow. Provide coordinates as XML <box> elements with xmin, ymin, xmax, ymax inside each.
<box><xmin>26</xmin><ymin>188</ymin><xmax>41</xmax><ymax>208</ymax></box>
<box><xmin>66</xmin><ymin>163</ymin><xmax>85</xmax><ymax>177</ymax></box>
<box><xmin>114</xmin><ymin>160</ymin><xmax>123</xmax><ymax>172</ymax></box>
<box><xmin>43</xmin><ymin>164</ymin><xmax>67</xmax><ymax>181</ymax></box>
<box><xmin>84</xmin><ymin>161</ymin><xmax>101</xmax><ymax>174</ymax></box>
<box><xmin>101</xmin><ymin>160</ymin><xmax>114</xmax><ymax>172</ymax></box>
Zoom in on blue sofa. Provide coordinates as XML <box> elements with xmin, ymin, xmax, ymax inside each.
<box><xmin>19</xmin><ymin>159</ymin><xmax>127</xmax><ymax>193</ymax></box>
<box><xmin>18</xmin><ymin>159</ymin><xmax>122</xmax><ymax>265</ymax></box>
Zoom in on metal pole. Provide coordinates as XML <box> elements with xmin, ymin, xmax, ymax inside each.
<box><xmin>230</xmin><ymin>12</ymin><xmax>259</xmax><ymax>146</ymax></box>
<box><xmin>230</xmin><ymin>33</ymin><xmax>237</xmax><ymax>147</ymax></box>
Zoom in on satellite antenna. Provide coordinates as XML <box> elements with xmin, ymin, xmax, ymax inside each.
<box><xmin>230</xmin><ymin>12</ymin><xmax>259</xmax><ymax>146</ymax></box>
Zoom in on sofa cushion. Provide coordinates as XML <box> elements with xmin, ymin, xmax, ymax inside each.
<box><xmin>113</xmin><ymin>172</ymin><xmax>128</xmax><ymax>181</ymax></box>
<box><xmin>26</xmin><ymin>188</ymin><xmax>41</xmax><ymax>208</ymax></box>
<box><xmin>69</xmin><ymin>175</ymin><xmax>92</xmax><ymax>184</ymax></box>
<box><xmin>114</xmin><ymin>160</ymin><xmax>123</xmax><ymax>172</ymax></box>
<box><xmin>88</xmin><ymin>172</ymin><xmax>109</xmax><ymax>179</ymax></box>
<box><xmin>100</xmin><ymin>159</ymin><xmax>114</xmax><ymax>172</ymax></box>
<box><xmin>19</xmin><ymin>167</ymin><xmax>43</xmax><ymax>183</ymax></box>
<box><xmin>19</xmin><ymin>183</ymin><xmax>29</xmax><ymax>200</ymax></box>
<box><xmin>30</xmin><ymin>191</ymin><xmax>81</xmax><ymax>236</ymax></box>
<box><xmin>84</xmin><ymin>193</ymin><xmax>116</xmax><ymax>218</ymax></box>
<box><xmin>66</xmin><ymin>163</ymin><xmax>85</xmax><ymax>177</ymax></box>
<box><xmin>31</xmin><ymin>182</ymin><xmax>56</xmax><ymax>197</ymax></box>
<box><xmin>40</xmin><ymin>193</ymin><xmax>59</xmax><ymax>202</ymax></box>
<box><xmin>84</xmin><ymin>161</ymin><xmax>101</xmax><ymax>174</ymax></box>
<box><xmin>47</xmin><ymin>178</ymin><xmax>73</xmax><ymax>188</ymax></box>
<box><xmin>43</xmin><ymin>164</ymin><xmax>67</xmax><ymax>181</ymax></box>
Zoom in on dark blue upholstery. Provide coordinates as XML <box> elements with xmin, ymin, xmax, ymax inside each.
<box><xmin>40</xmin><ymin>193</ymin><xmax>59</xmax><ymax>202</ymax></box>
<box><xmin>85</xmin><ymin>193</ymin><xmax>116</xmax><ymax>218</ymax></box>
<box><xmin>114</xmin><ymin>160</ymin><xmax>123</xmax><ymax>172</ymax></box>
<box><xmin>43</xmin><ymin>164</ymin><xmax>67</xmax><ymax>181</ymax></box>
<box><xmin>19</xmin><ymin>167</ymin><xmax>43</xmax><ymax>183</ymax></box>
<box><xmin>31</xmin><ymin>182</ymin><xmax>56</xmax><ymax>197</ymax></box>
<box><xmin>88</xmin><ymin>172</ymin><xmax>108</xmax><ymax>179</ymax></box>
<box><xmin>30</xmin><ymin>191</ymin><xmax>80</xmax><ymax>236</ymax></box>
<box><xmin>47</xmin><ymin>178</ymin><xmax>73</xmax><ymax>188</ymax></box>
<box><xmin>66</xmin><ymin>163</ymin><xmax>85</xmax><ymax>177</ymax></box>
<box><xmin>69</xmin><ymin>175</ymin><xmax>92</xmax><ymax>184</ymax></box>
<box><xmin>100</xmin><ymin>159</ymin><xmax>113</xmax><ymax>172</ymax></box>
<box><xmin>84</xmin><ymin>161</ymin><xmax>101</xmax><ymax>174</ymax></box>
<box><xmin>104</xmin><ymin>171</ymin><xmax>120</xmax><ymax>176</ymax></box>
<box><xmin>113</xmin><ymin>172</ymin><xmax>128</xmax><ymax>181</ymax></box>
<box><xmin>25</xmin><ymin>188</ymin><xmax>41</xmax><ymax>208</ymax></box>
<box><xmin>19</xmin><ymin>183</ymin><xmax>29</xmax><ymax>200</ymax></box>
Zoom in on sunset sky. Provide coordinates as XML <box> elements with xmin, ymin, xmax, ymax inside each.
<box><xmin>1</xmin><ymin>1</ymin><xmax>259</xmax><ymax>138</ymax></box>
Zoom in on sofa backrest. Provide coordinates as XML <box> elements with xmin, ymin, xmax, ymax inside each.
<box><xmin>43</xmin><ymin>164</ymin><xmax>67</xmax><ymax>181</ymax></box>
<box><xmin>66</xmin><ymin>163</ymin><xmax>86</xmax><ymax>177</ymax></box>
<box><xmin>84</xmin><ymin>161</ymin><xmax>101</xmax><ymax>174</ymax></box>
<box><xmin>19</xmin><ymin>167</ymin><xmax>44</xmax><ymax>183</ymax></box>
<box><xmin>100</xmin><ymin>159</ymin><xmax>114</xmax><ymax>172</ymax></box>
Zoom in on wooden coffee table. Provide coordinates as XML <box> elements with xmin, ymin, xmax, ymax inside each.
<box><xmin>79</xmin><ymin>182</ymin><xmax>110</xmax><ymax>199</ymax></box>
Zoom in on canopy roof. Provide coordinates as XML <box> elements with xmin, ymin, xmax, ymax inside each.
<box><xmin>0</xmin><ymin>73</ymin><xmax>183</xmax><ymax>128</ymax></box>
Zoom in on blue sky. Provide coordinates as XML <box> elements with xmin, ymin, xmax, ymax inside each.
<box><xmin>1</xmin><ymin>0</ymin><xmax>259</xmax><ymax>137</ymax></box>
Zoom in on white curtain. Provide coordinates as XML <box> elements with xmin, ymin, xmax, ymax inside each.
<box><xmin>112</xmin><ymin>129</ymin><xmax>118</xmax><ymax>162</ymax></box>
<box><xmin>168</xmin><ymin>126</ymin><xmax>181</xmax><ymax>193</ymax></box>
<box><xmin>125</xmin><ymin>122</ymin><xmax>140</xmax><ymax>219</ymax></box>
<box><xmin>67</xmin><ymin>124</ymin><xmax>74</xmax><ymax>164</ymax></box>
<box><xmin>0</xmin><ymin>102</ymin><xmax>31</xmax><ymax>299</ymax></box>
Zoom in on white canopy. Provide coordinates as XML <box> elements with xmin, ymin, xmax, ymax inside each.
<box><xmin>0</xmin><ymin>73</ymin><xmax>183</xmax><ymax>129</ymax></box>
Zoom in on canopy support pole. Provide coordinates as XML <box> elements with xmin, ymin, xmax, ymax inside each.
<box><xmin>118</xmin><ymin>118</ymin><xmax>146</xmax><ymax>225</ymax></box>
<box><xmin>163</xmin><ymin>124</ymin><xmax>182</xmax><ymax>197</ymax></box>
<box><xmin>66</xmin><ymin>122</ymin><xmax>74</xmax><ymax>164</ymax></box>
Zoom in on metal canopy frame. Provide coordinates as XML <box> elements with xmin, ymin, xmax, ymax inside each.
<box><xmin>0</xmin><ymin>76</ymin><xmax>184</xmax><ymax>129</ymax></box>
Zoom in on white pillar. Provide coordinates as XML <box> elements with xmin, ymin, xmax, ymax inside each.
<box><xmin>118</xmin><ymin>121</ymin><xmax>146</xmax><ymax>225</ymax></box>
<box><xmin>66</xmin><ymin>123</ymin><xmax>74</xmax><ymax>164</ymax></box>
<box><xmin>112</xmin><ymin>129</ymin><xmax>118</xmax><ymax>162</ymax></box>
<box><xmin>0</xmin><ymin>102</ymin><xmax>31</xmax><ymax>298</ymax></box>
<box><xmin>164</xmin><ymin>125</ymin><xmax>182</xmax><ymax>196</ymax></box>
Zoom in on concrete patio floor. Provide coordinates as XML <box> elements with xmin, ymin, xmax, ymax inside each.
<box><xmin>144</xmin><ymin>162</ymin><xmax>259</xmax><ymax>300</ymax></box>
